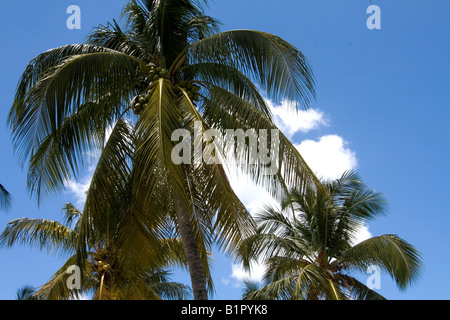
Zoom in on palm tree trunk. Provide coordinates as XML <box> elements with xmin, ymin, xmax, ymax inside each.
<box><xmin>173</xmin><ymin>193</ymin><xmax>208</xmax><ymax>300</ymax></box>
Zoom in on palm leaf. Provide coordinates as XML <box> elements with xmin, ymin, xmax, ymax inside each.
<box><xmin>0</xmin><ymin>184</ymin><xmax>12</xmax><ymax>211</ymax></box>
<box><xmin>9</xmin><ymin>50</ymin><xmax>146</xmax><ymax>184</ymax></box>
<box><xmin>337</xmin><ymin>234</ymin><xmax>423</xmax><ymax>290</ymax></box>
<box><xmin>0</xmin><ymin>217</ymin><xmax>77</xmax><ymax>256</ymax></box>
<box><xmin>189</xmin><ymin>29</ymin><xmax>315</xmax><ymax>109</ymax></box>
<box><xmin>203</xmin><ymin>84</ymin><xmax>321</xmax><ymax>200</ymax></box>
<box><xmin>76</xmin><ymin>118</ymin><xmax>134</xmax><ymax>267</ymax></box>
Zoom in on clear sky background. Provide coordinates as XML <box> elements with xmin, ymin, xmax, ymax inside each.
<box><xmin>0</xmin><ymin>0</ymin><xmax>449</xmax><ymax>300</ymax></box>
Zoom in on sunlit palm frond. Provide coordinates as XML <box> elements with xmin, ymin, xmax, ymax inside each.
<box><xmin>202</xmin><ymin>84</ymin><xmax>321</xmax><ymax>200</ymax></box>
<box><xmin>184</xmin><ymin>62</ymin><xmax>271</xmax><ymax>118</ymax></box>
<box><xmin>337</xmin><ymin>234</ymin><xmax>422</xmax><ymax>290</ymax></box>
<box><xmin>189</xmin><ymin>29</ymin><xmax>315</xmax><ymax>109</ymax></box>
<box><xmin>0</xmin><ymin>217</ymin><xmax>77</xmax><ymax>256</ymax></box>
<box><xmin>9</xmin><ymin>50</ymin><xmax>146</xmax><ymax>173</ymax></box>
<box><xmin>347</xmin><ymin>277</ymin><xmax>386</xmax><ymax>300</ymax></box>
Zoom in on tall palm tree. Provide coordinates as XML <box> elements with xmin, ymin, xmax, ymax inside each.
<box><xmin>237</xmin><ymin>171</ymin><xmax>423</xmax><ymax>300</ymax></box>
<box><xmin>8</xmin><ymin>0</ymin><xmax>318</xmax><ymax>299</ymax></box>
<box><xmin>0</xmin><ymin>184</ymin><xmax>12</xmax><ymax>211</ymax></box>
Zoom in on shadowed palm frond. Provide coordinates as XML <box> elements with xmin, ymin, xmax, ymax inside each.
<box><xmin>0</xmin><ymin>184</ymin><xmax>12</xmax><ymax>211</ymax></box>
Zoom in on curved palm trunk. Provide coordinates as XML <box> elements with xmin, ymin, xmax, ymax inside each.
<box><xmin>173</xmin><ymin>193</ymin><xmax>208</xmax><ymax>300</ymax></box>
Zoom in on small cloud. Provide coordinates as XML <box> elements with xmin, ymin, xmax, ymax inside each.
<box><xmin>65</xmin><ymin>175</ymin><xmax>92</xmax><ymax>209</ymax></box>
<box><xmin>231</xmin><ymin>262</ymin><xmax>266</xmax><ymax>283</ymax></box>
<box><xmin>296</xmin><ymin>134</ymin><xmax>357</xmax><ymax>181</ymax></box>
<box><xmin>268</xmin><ymin>99</ymin><xmax>328</xmax><ymax>138</ymax></box>
<box><xmin>352</xmin><ymin>224</ymin><xmax>372</xmax><ymax>246</ymax></box>
<box><xmin>64</xmin><ymin>123</ymin><xmax>118</xmax><ymax>209</ymax></box>
<box><xmin>226</xmin><ymin>170</ymin><xmax>279</xmax><ymax>215</ymax></box>
<box><xmin>221</xmin><ymin>277</ymin><xmax>230</xmax><ymax>286</ymax></box>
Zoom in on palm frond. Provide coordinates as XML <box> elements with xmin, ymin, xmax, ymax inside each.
<box><xmin>203</xmin><ymin>84</ymin><xmax>321</xmax><ymax>200</ymax></box>
<box><xmin>244</xmin><ymin>275</ymin><xmax>297</xmax><ymax>300</ymax></box>
<box><xmin>0</xmin><ymin>217</ymin><xmax>77</xmax><ymax>256</ymax></box>
<box><xmin>147</xmin><ymin>270</ymin><xmax>193</xmax><ymax>300</ymax></box>
<box><xmin>337</xmin><ymin>234</ymin><xmax>423</xmax><ymax>290</ymax></box>
<box><xmin>189</xmin><ymin>29</ymin><xmax>316</xmax><ymax>109</ymax></box>
<box><xmin>35</xmin><ymin>254</ymin><xmax>95</xmax><ymax>300</ymax></box>
<box><xmin>88</xmin><ymin>19</ymin><xmax>149</xmax><ymax>60</ymax></box>
<box><xmin>184</xmin><ymin>62</ymin><xmax>271</xmax><ymax>118</ymax></box>
<box><xmin>9</xmin><ymin>50</ymin><xmax>146</xmax><ymax>178</ymax></box>
<box><xmin>0</xmin><ymin>184</ymin><xmax>12</xmax><ymax>211</ymax></box>
<box><xmin>347</xmin><ymin>277</ymin><xmax>386</xmax><ymax>300</ymax></box>
<box><xmin>76</xmin><ymin>118</ymin><xmax>134</xmax><ymax>266</ymax></box>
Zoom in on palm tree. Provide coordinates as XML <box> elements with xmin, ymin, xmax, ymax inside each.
<box><xmin>0</xmin><ymin>184</ymin><xmax>12</xmax><ymax>211</ymax></box>
<box><xmin>237</xmin><ymin>171</ymin><xmax>423</xmax><ymax>300</ymax></box>
<box><xmin>1</xmin><ymin>202</ymin><xmax>191</xmax><ymax>300</ymax></box>
<box><xmin>16</xmin><ymin>286</ymin><xmax>38</xmax><ymax>300</ymax></box>
<box><xmin>0</xmin><ymin>139</ymin><xmax>192</xmax><ymax>300</ymax></box>
<box><xmin>8</xmin><ymin>0</ymin><xmax>318</xmax><ymax>299</ymax></box>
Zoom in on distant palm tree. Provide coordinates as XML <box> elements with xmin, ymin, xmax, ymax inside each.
<box><xmin>238</xmin><ymin>171</ymin><xmax>423</xmax><ymax>300</ymax></box>
<box><xmin>16</xmin><ymin>286</ymin><xmax>38</xmax><ymax>300</ymax></box>
<box><xmin>1</xmin><ymin>203</ymin><xmax>191</xmax><ymax>300</ymax></box>
<box><xmin>0</xmin><ymin>184</ymin><xmax>11</xmax><ymax>211</ymax></box>
<box><xmin>8</xmin><ymin>0</ymin><xmax>318</xmax><ymax>300</ymax></box>
<box><xmin>0</xmin><ymin>134</ymin><xmax>192</xmax><ymax>300</ymax></box>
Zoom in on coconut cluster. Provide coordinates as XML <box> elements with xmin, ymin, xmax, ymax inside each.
<box><xmin>96</xmin><ymin>260</ymin><xmax>110</xmax><ymax>272</ymax></box>
<box><xmin>177</xmin><ymin>80</ymin><xmax>201</xmax><ymax>102</ymax></box>
<box><xmin>149</xmin><ymin>66</ymin><xmax>168</xmax><ymax>81</ymax></box>
<box><xmin>132</xmin><ymin>91</ymin><xmax>151</xmax><ymax>115</ymax></box>
<box><xmin>134</xmin><ymin>76</ymin><xmax>149</xmax><ymax>92</ymax></box>
<box><xmin>131</xmin><ymin>66</ymin><xmax>170</xmax><ymax>115</ymax></box>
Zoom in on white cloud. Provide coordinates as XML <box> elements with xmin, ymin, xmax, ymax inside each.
<box><xmin>226</xmin><ymin>170</ymin><xmax>279</xmax><ymax>215</ymax></box>
<box><xmin>352</xmin><ymin>224</ymin><xmax>372</xmax><ymax>246</ymax></box>
<box><xmin>269</xmin><ymin>99</ymin><xmax>328</xmax><ymax>138</ymax></box>
<box><xmin>296</xmin><ymin>134</ymin><xmax>357</xmax><ymax>181</ymax></box>
<box><xmin>64</xmin><ymin>123</ymin><xmax>118</xmax><ymax>209</ymax></box>
<box><xmin>231</xmin><ymin>261</ymin><xmax>266</xmax><ymax>283</ymax></box>
<box><xmin>65</xmin><ymin>175</ymin><xmax>92</xmax><ymax>209</ymax></box>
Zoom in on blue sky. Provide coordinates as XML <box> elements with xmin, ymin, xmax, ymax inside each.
<box><xmin>0</xmin><ymin>0</ymin><xmax>449</xmax><ymax>300</ymax></box>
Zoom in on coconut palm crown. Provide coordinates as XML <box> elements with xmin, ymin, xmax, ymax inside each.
<box><xmin>237</xmin><ymin>171</ymin><xmax>423</xmax><ymax>300</ymax></box>
<box><xmin>8</xmin><ymin>0</ymin><xmax>318</xmax><ymax>299</ymax></box>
